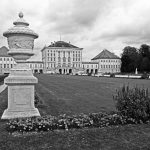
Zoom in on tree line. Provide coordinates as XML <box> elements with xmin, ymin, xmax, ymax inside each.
<box><xmin>121</xmin><ymin>44</ymin><xmax>150</xmax><ymax>73</ymax></box>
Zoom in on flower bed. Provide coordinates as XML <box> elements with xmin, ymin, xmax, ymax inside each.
<box><xmin>6</xmin><ymin>112</ymin><xmax>148</xmax><ymax>133</ymax></box>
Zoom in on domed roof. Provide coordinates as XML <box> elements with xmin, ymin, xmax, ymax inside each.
<box><xmin>3</xmin><ymin>12</ymin><xmax>38</xmax><ymax>38</ymax></box>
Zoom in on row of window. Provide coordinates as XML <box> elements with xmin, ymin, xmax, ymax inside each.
<box><xmin>100</xmin><ymin>65</ymin><xmax>120</xmax><ymax>69</ymax></box>
<box><xmin>0</xmin><ymin>57</ymin><xmax>14</xmax><ymax>61</ymax></box>
<box><xmin>46</xmin><ymin>63</ymin><xmax>82</xmax><ymax>68</ymax></box>
<box><xmin>0</xmin><ymin>64</ymin><xmax>13</xmax><ymax>68</ymax></box>
<box><xmin>47</xmin><ymin>57</ymin><xmax>81</xmax><ymax>62</ymax></box>
<box><xmin>47</xmin><ymin>50</ymin><xmax>81</xmax><ymax>54</ymax></box>
<box><xmin>99</xmin><ymin>59</ymin><xmax>120</xmax><ymax>63</ymax></box>
<box><xmin>47</xmin><ymin>50</ymin><xmax>80</xmax><ymax>53</ymax></box>
<box><xmin>29</xmin><ymin>64</ymin><xmax>43</xmax><ymax>68</ymax></box>
<box><xmin>83</xmin><ymin>65</ymin><xmax>98</xmax><ymax>69</ymax></box>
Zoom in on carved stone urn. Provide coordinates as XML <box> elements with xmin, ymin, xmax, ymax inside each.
<box><xmin>1</xmin><ymin>12</ymin><xmax>40</xmax><ymax>119</ymax></box>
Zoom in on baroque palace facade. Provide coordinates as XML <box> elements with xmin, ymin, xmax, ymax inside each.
<box><xmin>0</xmin><ymin>41</ymin><xmax>121</xmax><ymax>75</ymax></box>
<box><xmin>41</xmin><ymin>41</ymin><xmax>83</xmax><ymax>74</ymax></box>
<box><xmin>42</xmin><ymin>41</ymin><xmax>121</xmax><ymax>74</ymax></box>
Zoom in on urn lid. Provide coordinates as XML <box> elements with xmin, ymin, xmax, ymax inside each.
<box><xmin>3</xmin><ymin>12</ymin><xmax>38</xmax><ymax>38</ymax></box>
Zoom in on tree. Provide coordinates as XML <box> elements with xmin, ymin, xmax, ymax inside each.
<box><xmin>121</xmin><ymin>46</ymin><xmax>138</xmax><ymax>73</ymax></box>
<box><xmin>139</xmin><ymin>44</ymin><xmax>150</xmax><ymax>72</ymax></box>
<box><xmin>139</xmin><ymin>44</ymin><xmax>150</xmax><ymax>58</ymax></box>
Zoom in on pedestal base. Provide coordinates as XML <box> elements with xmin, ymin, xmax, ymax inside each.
<box><xmin>1</xmin><ymin>108</ymin><xmax>40</xmax><ymax>119</ymax></box>
<box><xmin>1</xmin><ymin>63</ymin><xmax>41</xmax><ymax>119</ymax></box>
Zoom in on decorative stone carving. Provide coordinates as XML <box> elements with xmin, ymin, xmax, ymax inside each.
<box><xmin>8</xmin><ymin>36</ymin><xmax>34</xmax><ymax>49</ymax></box>
<box><xmin>1</xmin><ymin>12</ymin><xmax>40</xmax><ymax>119</ymax></box>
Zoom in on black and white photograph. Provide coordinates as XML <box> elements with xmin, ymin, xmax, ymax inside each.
<box><xmin>0</xmin><ymin>0</ymin><xmax>150</xmax><ymax>149</ymax></box>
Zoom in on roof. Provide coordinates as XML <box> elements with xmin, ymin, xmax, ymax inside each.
<box><xmin>91</xmin><ymin>49</ymin><xmax>120</xmax><ymax>60</ymax></box>
<box><xmin>82</xmin><ymin>62</ymin><xmax>98</xmax><ymax>64</ymax></box>
<box><xmin>0</xmin><ymin>46</ymin><xmax>11</xmax><ymax>57</ymax></box>
<box><xmin>48</xmin><ymin>41</ymin><xmax>79</xmax><ymax>48</ymax></box>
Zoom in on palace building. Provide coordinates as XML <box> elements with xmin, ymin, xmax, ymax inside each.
<box><xmin>0</xmin><ymin>46</ymin><xmax>16</xmax><ymax>74</ymax></box>
<box><xmin>91</xmin><ymin>49</ymin><xmax>121</xmax><ymax>73</ymax></box>
<box><xmin>41</xmin><ymin>41</ymin><xmax>83</xmax><ymax>74</ymax></box>
<box><xmin>82</xmin><ymin>62</ymin><xmax>99</xmax><ymax>74</ymax></box>
<box><xmin>0</xmin><ymin>42</ymin><xmax>121</xmax><ymax>75</ymax></box>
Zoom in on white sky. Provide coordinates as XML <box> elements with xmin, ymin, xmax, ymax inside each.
<box><xmin>0</xmin><ymin>0</ymin><xmax>150</xmax><ymax>61</ymax></box>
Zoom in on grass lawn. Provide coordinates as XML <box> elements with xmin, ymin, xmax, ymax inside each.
<box><xmin>35</xmin><ymin>74</ymin><xmax>150</xmax><ymax>116</ymax></box>
<box><xmin>0</xmin><ymin>74</ymin><xmax>150</xmax><ymax>150</ymax></box>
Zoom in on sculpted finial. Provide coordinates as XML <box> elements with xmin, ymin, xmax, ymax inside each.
<box><xmin>19</xmin><ymin>12</ymin><xmax>23</xmax><ymax>18</ymax></box>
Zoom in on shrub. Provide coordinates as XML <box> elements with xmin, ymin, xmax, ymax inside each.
<box><xmin>6</xmin><ymin>112</ymin><xmax>141</xmax><ymax>133</ymax></box>
<box><xmin>110</xmin><ymin>73</ymin><xmax>115</xmax><ymax>78</ymax></box>
<box><xmin>34</xmin><ymin>91</ymin><xmax>40</xmax><ymax>105</ymax></box>
<box><xmin>141</xmin><ymin>73</ymin><xmax>149</xmax><ymax>79</ymax></box>
<box><xmin>113</xmin><ymin>85</ymin><xmax>150</xmax><ymax>123</ymax></box>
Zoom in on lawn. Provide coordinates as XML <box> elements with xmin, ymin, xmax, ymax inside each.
<box><xmin>0</xmin><ymin>74</ymin><xmax>150</xmax><ymax>150</ymax></box>
<box><xmin>35</xmin><ymin>74</ymin><xmax>150</xmax><ymax>116</ymax></box>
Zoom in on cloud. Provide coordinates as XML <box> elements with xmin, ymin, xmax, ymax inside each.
<box><xmin>1</xmin><ymin>0</ymin><xmax>150</xmax><ymax>61</ymax></box>
<box><xmin>96</xmin><ymin>0</ymin><xmax>150</xmax><ymax>46</ymax></box>
<box><xmin>44</xmin><ymin>0</ymin><xmax>110</xmax><ymax>35</ymax></box>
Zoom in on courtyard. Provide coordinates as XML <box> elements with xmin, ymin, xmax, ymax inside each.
<box><xmin>35</xmin><ymin>74</ymin><xmax>150</xmax><ymax>116</ymax></box>
<box><xmin>0</xmin><ymin>75</ymin><xmax>150</xmax><ymax>150</ymax></box>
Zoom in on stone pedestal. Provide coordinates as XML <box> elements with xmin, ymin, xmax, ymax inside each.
<box><xmin>1</xmin><ymin>63</ymin><xmax>40</xmax><ymax>119</ymax></box>
<box><xmin>1</xmin><ymin>12</ymin><xmax>40</xmax><ymax>119</ymax></box>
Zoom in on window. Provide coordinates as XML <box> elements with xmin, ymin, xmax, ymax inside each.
<box><xmin>58</xmin><ymin>57</ymin><xmax>61</xmax><ymax>62</ymax></box>
<box><xmin>63</xmin><ymin>51</ymin><xmax>65</xmax><ymax>57</ymax></box>
<box><xmin>58</xmin><ymin>51</ymin><xmax>60</xmax><ymax>57</ymax></box>
<box><xmin>63</xmin><ymin>57</ymin><xmax>66</xmax><ymax>62</ymax></box>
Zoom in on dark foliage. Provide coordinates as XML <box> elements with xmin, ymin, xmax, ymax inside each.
<box><xmin>121</xmin><ymin>44</ymin><xmax>150</xmax><ymax>73</ymax></box>
<box><xmin>121</xmin><ymin>46</ymin><xmax>138</xmax><ymax>73</ymax></box>
<box><xmin>113</xmin><ymin>85</ymin><xmax>150</xmax><ymax>123</ymax></box>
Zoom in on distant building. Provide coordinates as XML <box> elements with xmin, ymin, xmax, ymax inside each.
<box><xmin>25</xmin><ymin>61</ymin><xmax>43</xmax><ymax>73</ymax></box>
<box><xmin>91</xmin><ymin>49</ymin><xmax>121</xmax><ymax>73</ymax></box>
<box><xmin>82</xmin><ymin>62</ymin><xmax>99</xmax><ymax>74</ymax></box>
<box><xmin>41</xmin><ymin>41</ymin><xmax>83</xmax><ymax>74</ymax></box>
<box><xmin>0</xmin><ymin>46</ymin><xmax>16</xmax><ymax>74</ymax></box>
<box><xmin>0</xmin><ymin>46</ymin><xmax>43</xmax><ymax>74</ymax></box>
